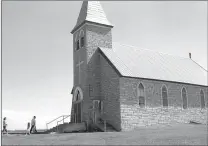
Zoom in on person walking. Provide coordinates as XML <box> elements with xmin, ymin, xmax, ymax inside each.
<box><xmin>2</xmin><ymin>117</ymin><xmax>8</xmax><ymax>135</ymax></box>
<box><xmin>30</xmin><ymin>116</ymin><xmax>36</xmax><ymax>134</ymax></box>
<box><xmin>25</xmin><ymin>122</ymin><xmax>30</xmax><ymax>135</ymax></box>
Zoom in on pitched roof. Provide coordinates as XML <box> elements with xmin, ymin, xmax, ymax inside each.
<box><xmin>100</xmin><ymin>42</ymin><xmax>207</xmax><ymax>86</ymax></box>
<box><xmin>71</xmin><ymin>1</ymin><xmax>113</xmax><ymax>33</ymax></box>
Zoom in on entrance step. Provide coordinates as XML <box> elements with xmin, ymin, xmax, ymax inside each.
<box><xmin>93</xmin><ymin>122</ymin><xmax>117</xmax><ymax>132</ymax></box>
<box><xmin>44</xmin><ymin>122</ymin><xmax>86</xmax><ymax>134</ymax></box>
<box><xmin>62</xmin><ymin>122</ymin><xmax>86</xmax><ymax>133</ymax></box>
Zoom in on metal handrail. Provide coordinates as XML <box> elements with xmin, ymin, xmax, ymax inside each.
<box><xmin>57</xmin><ymin>115</ymin><xmax>71</xmax><ymax>125</ymax></box>
<box><xmin>56</xmin><ymin>115</ymin><xmax>71</xmax><ymax>132</ymax></box>
<box><xmin>46</xmin><ymin>115</ymin><xmax>70</xmax><ymax>130</ymax></box>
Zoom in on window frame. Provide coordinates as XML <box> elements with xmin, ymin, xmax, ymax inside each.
<box><xmin>137</xmin><ymin>82</ymin><xmax>145</xmax><ymax>108</ymax></box>
<box><xmin>80</xmin><ymin>37</ymin><xmax>84</xmax><ymax>48</ymax></box>
<box><xmin>161</xmin><ymin>84</ymin><xmax>168</xmax><ymax>107</ymax></box>
<box><xmin>181</xmin><ymin>87</ymin><xmax>188</xmax><ymax>109</ymax></box>
<box><xmin>76</xmin><ymin>40</ymin><xmax>80</xmax><ymax>50</ymax></box>
<box><xmin>200</xmin><ymin>89</ymin><xmax>205</xmax><ymax>109</ymax></box>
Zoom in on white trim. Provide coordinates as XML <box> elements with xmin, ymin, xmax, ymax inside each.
<box><xmin>85</xmin><ymin>22</ymin><xmax>113</xmax><ymax>29</ymax></box>
<box><xmin>73</xmin><ymin>86</ymin><xmax>83</xmax><ymax>102</ymax></box>
<box><xmin>181</xmin><ymin>87</ymin><xmax>188</xmax><ymax>109</ymax></box>
<box><xmin>73</xmin><ymin>22</ymin><xmax>111</xmax><ymax>34</ymax></box>
<box><xmin>79</xmin><ymin>29</ymin><xmax>84</xmax><ymax>37</ymax></box>
<box><xmin>100</xmin><ymin>101</ymin><xmax>104</xmax><ymax>114</ymax></box>
<box><xmin>74</xmin><ymin>33</ymin><xmax>78</xmax><ymax>42</ymax></box>
<box><xmin>161</xmin><ymin>84</ymin><xmax>168</xmax><ymax>107</ymax></box>
<box><xmin>73</xmin><ymin>86</ymin><xmax>83</xmax><ymax>123</ymax></box>
<box><xmin>73</xmin><ymin>24</ymin><xmax>86</xmax><ymax>35</ymax></box>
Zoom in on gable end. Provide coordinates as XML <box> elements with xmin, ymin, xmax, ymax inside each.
<box><xmin>98</xmin><ymin>48</ymin><xmax>122</xmax><ymax>77</ymax></box>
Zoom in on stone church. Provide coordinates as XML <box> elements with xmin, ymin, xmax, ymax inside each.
<box><xmin>70</xmin><ymin>1</ymin><xmax>207</xmax><ymax>131</ymax></box>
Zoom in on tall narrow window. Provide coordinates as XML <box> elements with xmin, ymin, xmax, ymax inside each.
<box><xmin>93</xmin><ymin>100</ymin><xmax>100</xmax><ymax>109</ymax></box>
<box><xmin>75</xmin><ymin>91</ymin><xmax>79</xmax><ymax>101</ymax></box>
<box><xmin>76</xmin><ymin>40</ymin><xmax>80</xmax><ymax>50</ymax></box>
<box><xmin>99</xmin><ymin>101</ymin><xmax>103</xmax><ymax>113</ymax></box>
<box><xmin>138</xmin><ymin>83</ymin><xmax>145</xmax><ymax>107</ymax></box>
<box><xmin>200</xmin><ymin>90</ymin><xmax>205</xmax><ymax>108</ymax></box>
<box><xmin>81</xmin><ymin>37</ymin><xmax>84</xmax><ymax>47</ymax></box>
<box><xmin>162</xmin><ymin>85</ymin><xmax>168</xmax><ymax>107</ymax></box>
<box><xmin>182</xmin><ymin>88</ymin><xmax>188</xmax><ymax>109</ymax></box>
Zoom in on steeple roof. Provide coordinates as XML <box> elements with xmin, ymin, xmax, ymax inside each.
<box><xmin>71</xmin><ymin>1</ymin><xmax>113</xmax><ymax>33</ymax></box>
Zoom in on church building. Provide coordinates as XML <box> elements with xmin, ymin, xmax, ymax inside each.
<box><xmin>70</xmin><ymin>1</ymin><xmax>207</xmax><ymax>131</ymax></box>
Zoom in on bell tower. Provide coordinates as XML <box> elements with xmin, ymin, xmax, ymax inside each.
<box><xmin>71</xmin><ymin>1</ymin><xmax>113</xmax><ymax>123</ymax></box>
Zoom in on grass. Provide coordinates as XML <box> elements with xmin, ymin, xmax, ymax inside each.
<box><xmin>2</xmin><ymin>123</ymin><xmax>207</xmax><ymax>145</ymax></box>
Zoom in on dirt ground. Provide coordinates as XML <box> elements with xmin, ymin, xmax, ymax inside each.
<box><xmin>2</xmin><ymin>123</ymin><xmax>207</xmax><ymax>145</ymax></box>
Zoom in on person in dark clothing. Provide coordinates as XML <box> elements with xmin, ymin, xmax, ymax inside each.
<box><xmin>2</xmin><ymin>117</ymin><xmax>8</xmax><ymax>135</ymax></box>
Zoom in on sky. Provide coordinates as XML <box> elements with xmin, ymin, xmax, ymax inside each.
<box><xmin>1</xmin><ymin>1</ymin><xmax>207</xmax><ymax>130</ymax></box>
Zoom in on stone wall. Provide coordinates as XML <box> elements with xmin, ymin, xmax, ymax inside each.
<box><xmin>86</xmin><ymin>24</ymin><xmax>112</xmax><ymax>63</ymax></box>
<box><xmin>71</xmin><ymin>25</ymin><xmax>88</xmax><ymax>122</ymax></box>
<box><xmin>120</xmin><ymin>77</ymin><xmax>208</xmax><ymax>131</ymax></box>
<box><xmin>82</xmin><ymin>24</ymin><xmax>113</xmax><ymax>123</ymax></box>
<box><xmin>100</xmin><ymin>54</ymin><xmax>121</xmax><ymax>131</ymax></box>
<box><xmin>71</xmin><ymin>23</ymin><xmax>113</xmax><ymax>123</ymax></box>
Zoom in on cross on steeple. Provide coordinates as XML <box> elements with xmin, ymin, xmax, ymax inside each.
<box><xmin>76</xmin><ymin>57</ymin><xmax>84</xmax><ymax>84</ymax></box>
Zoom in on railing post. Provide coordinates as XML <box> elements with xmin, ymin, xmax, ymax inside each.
<box><xmin>57</xmin><ymin>121</ymin><xmax>59</xmax><ymax>132</ymax></box>
<box><xmin>104</xmin><ymin>120</ymin><xmax>106</xmax><ymax>132</ymax></box>
<box><xmin>46</xmin><ymin>124</ymin><xmax>48</xmax><ymax>130</ymax></box>
<box><xmin>63</xmin><ymin>115</ymin><xmax>64</xmax><ymax>124</ymax></box>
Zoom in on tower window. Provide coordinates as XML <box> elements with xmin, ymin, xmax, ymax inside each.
<box><xmin>81</xmin><ymin>37</ymin><xmax>84</xmax><ymax>47</ymax></box>
<box><xmin>76</xmin><ymin>40</ymin><xmax>80</xmax><ymax>50</ymax></box>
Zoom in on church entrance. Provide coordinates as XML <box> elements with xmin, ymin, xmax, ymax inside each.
<box><xmin>73</xmin><ymin>87</ymin><xmax>83</xmax><ymax>123</ymax></box>
<box><xmin>92</xmin><ymin>100</ymin><xmax>103</xmax><ymax>124</ymax></box>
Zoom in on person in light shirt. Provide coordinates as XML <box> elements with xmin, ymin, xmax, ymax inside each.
<box><xmin>25</xmin><ymin>122</ymin><xmax>30</xmax><ymax>135</ymax></box>
<box><xmin>30</xmin><ymin>116</ymin><xmax>36</xmax><ymax>134</ymax></box>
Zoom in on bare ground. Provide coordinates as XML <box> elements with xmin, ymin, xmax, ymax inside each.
<box><xmin>2</xmin><ymin>123</ymin><xmax>208</xmax><ymax>145</ymax></box>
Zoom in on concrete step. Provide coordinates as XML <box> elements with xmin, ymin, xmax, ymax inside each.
<box><xmin>94</xmin><ymin>122</ymin><xmax>117</xmax><ymax>132</ymax></box>
<box><xmin>62</xmin><ymin>122</ymin><xmax>86</xmax><ymax>133</ymax></box>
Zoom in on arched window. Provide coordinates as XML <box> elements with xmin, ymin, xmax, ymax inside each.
<box><xmin>137</xmin><ymin>83</ymin><xmax>145</xmax><ymax>107</ymax></box>
<box><xmin>72</xmin><ymin>87</ymin><xmax>83</xmax><ymax>123</ymax></box>
<box><xmin>200</xmin><ymin>90</ymin><xmax>205</xmax><ymax>108</ymax></box>
<box><xmin>81</xmin><ymin>37</ymin><xmax>84</xmax><ymax>47</ymax></box>
<box><xmin>76</xmin><ymin>40</ymin><xmax>80</xmax><ymax>50</ymax></box>
<box><xmin>75</xmin><ymin>91</ymin><xmax>80</xmax><ymax>101</ymax></box>
<box><xmin>182</xmin><ymin>87</ymin><xmax>188</xmax><ymax>109</ymax></box>
<box><xmin>79</xmin><ymin>30</ymin><xmax>85</xmax><ymax>48</ymax></box>
<box><xmin>162</xmin><ymin>85</ymin><xmax>168</xmax><ymax>107</ymax></box>
<box><xmin>73</xmin><ymin>87</ymin><xmax>83</xmax><ymax>103</ymax></box>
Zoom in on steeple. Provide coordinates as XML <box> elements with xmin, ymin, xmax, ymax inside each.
<box><xmin>71</xmin><ymin>1</ymin><xmax>113</xmax><ymax>33</ymax></box>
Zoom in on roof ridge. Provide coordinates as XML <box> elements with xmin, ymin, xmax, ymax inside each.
<box><xmin>112</xmin><ymin>42</ymin><xmax>189</xmax><ymax>60</ymax></box>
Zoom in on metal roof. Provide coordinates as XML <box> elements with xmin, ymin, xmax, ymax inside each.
<box><xmin>100</xmin><ymin>42</ymin><xmax>207</xmax><ymax>86</ymax></box>
<box><xmin>71</xmin><ymin>1</ymin><xmax>113</xmax><ymax>33</ymax></box>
